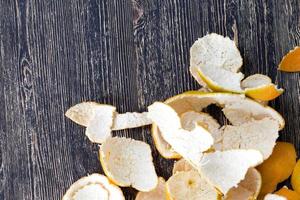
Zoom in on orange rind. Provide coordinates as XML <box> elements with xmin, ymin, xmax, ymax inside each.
<box><xmin>135</xmin><ymin>177</ymin><xmax>166</xmax><ymax>200</ymax></box>
<box><xmin>291</xmin><ymin>160</ymin><xmax>300</xmax><ymax>194</ymax></box>
<box><xmin>62</xmin><ymin>173</ymin><xmax>125</xmax><ymax>200</ymax></box>
<box><xmin>278</xmin><ymin>46</ymin><xmax>300</xmax><ymax>72</ymax></box>
<box><xmin>225</xmin><ymin>168</ymin><xmax>262</xmax><ymax>200</ymax></box>
<box><xmin>166</xmin><ymin>170</ymin><xmax>221</xmax><ymax>200</ymax></box>
<box><xmin>242</xmin><ymin>74</ymin><xmax>283</xmax><ymax>101</ymax></box>
<box><xmin>151</xmin><ymin>92</ymin><xmax>285</xmax><ymax>159</ymax></box>
<box><xmin>257</xmin><ymin>142</ymin><xmax>297</xmax><ymax>198</ymax></box>
<box><xmin>274</xmin><ymin>187</ymin><xmax>300</xmax><ymax>200</ymax></box>
<box><xmin>99</xmin><ymin>137</ymin><xmax>158</xmax><ymax>192</ymax></box>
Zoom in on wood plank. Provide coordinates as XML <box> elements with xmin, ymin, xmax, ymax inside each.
<box><xmin>0</xmin><ymin>0</ymin><xmax>34</xmax><ymax>199</ymax></box>
<box><xmin>26</xmin><ymin>0</ymin><xmax>139</xmax><ymax>199</ymax></box>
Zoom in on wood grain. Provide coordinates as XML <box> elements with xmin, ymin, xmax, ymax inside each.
<box><xmin>0</xmin><ymin>0</ymin><xmax>299</xmax><ymax>199</ymax></box>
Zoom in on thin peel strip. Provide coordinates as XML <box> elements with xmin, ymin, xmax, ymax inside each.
<box><xmin>148</xmin><ymin>102</ymin><xmax>214</xmax><ymax>165</ymax></box>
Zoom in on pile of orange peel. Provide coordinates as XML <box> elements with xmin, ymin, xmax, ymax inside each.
<box><xmin>61</xmin><ymin>33</ymin><xmax>300</xmax><ymax>200</ymax></box>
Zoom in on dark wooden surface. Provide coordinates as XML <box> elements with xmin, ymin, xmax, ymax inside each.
<box><xmin>0</xmin><ymin>0</ymin><xmax>299</xmax><ymax>199</ymax></box>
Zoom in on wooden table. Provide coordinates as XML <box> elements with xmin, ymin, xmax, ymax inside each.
<box><xmin>1</xmin><ymin>0</ymin><xmax>299</xmax><ymax>199</ymax></box>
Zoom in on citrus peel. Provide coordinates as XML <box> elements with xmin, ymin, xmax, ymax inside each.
<box><xmin>242</xmin><ymin>74</ymin><xmax>283</xmax><ymax>101</ymax></box>
<box><xmin>257</xmin><ymin>142</ymin><xmax>297</xmax><ymax>198</ymax></box>
<box><xmin>66</xmin><ymin>102</ymin><xmax>152</xmax><ymax>143</ymax></box>
<box><xmin>172</xmin><ymin>158</ymin><xmax>194</xmax><ymax>174</ymax></box>
<box><xmin>180</xmin><ymin>111</ymin><xmax>222</xmax><ymax>144</ymax></box>
<box><xmin>62</xmin><ymin>173</ymin><xmax>124</xmax><ymax>200</ymax></box>
<box><xmin>220</xmin><ymin>118</ymin><xmax>279</xmax><ymax>160</ymax></box>
<box><xmin>278</xmin><ymin>46</ymin><xmax>300</xmax><ymax>72</ymax></box>
<box><xmin>190</xmin><ymin>34</ymin><xmax>284</xmax><ymax>100</ymax></box>
<box><xmin>264</xmin><ymin>194</ymin><xmax>287</xmax><ymax>200</ymax></box>
<box><xmin>166</xmin><ymin>170</ymin><xmax>220</xmax><ymax>200</ymax></box>
<box><xmin>99</xmin><ymin>137</ymin><xmax>158</xmax><ymax>192</ymax></box>
<box><xmin>190</xmin><ymin>33</ymin><xmax>244</xmax><ymax>93</ymax></box>
<box><xmin>151</xmin><ymin>92</ymin><xmax>284</xmax><ymax>158</ymax></box>
<box><xmin>274</xmin><ymin>187</ymin><xmax>300</xmax><ymax>200</ymax></box>
<box><xmin>195</xmin><ymin>149</ymin><xmax>263</xmax><ymax>194</ymax></box>
<box><xmin>148</xmin><ymin>102</ymin><xmax>214</xmax><ymax>165</ymax></box>
<box><xmin>291</xmin><ymin>159</ymin><xmax>300</xmax><ymax>194</ymax></box>
<box><xmin>225</xmin><ymin>168</ymin><xmax>262</xmax><ymax>200</ymax></box>
<box><xmin>135</xmin><ymin>177</ymin><xmax>166</xmax><ymax>200</ymax></box>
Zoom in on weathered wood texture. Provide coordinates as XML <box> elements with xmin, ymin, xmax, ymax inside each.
<box><xmin>0</xmin><ymin>0</ymin><xmax>299</xmax><ymax>199</ymax></box>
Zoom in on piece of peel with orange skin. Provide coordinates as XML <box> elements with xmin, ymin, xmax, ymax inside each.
<box><xmin>166</xmin><ymin>170</ymin><xmax>221</xmax><ymax>200</ymax></box>
<box><xmin>258</xmin><ymin>180</ymin><xmax>278</xmax><ymax>200</ymax></box>
<box><xmin>135</xmin><ymin>177</ymin><xmax>166</xmax><ymax>200</ymax></box>
<box><xmin>190</xmin><ymin>33</ymin><xmax>244</xmax><ymax>93</ymax></box>
<box><xmin>278</xmin><ymin>46</ymin><xmax>300</xmax><ymax>72</ymax></box>
<box><xmin>148</xmin><ymin>102</ymin><xmax>214</xmax><ymax>165</ymax></box>
<box><xmin>99</xmin><ymin>137</ymin><xmax>158</xmax><ymax>192</ymax></box>
<box><xmin>151</xmin><ymin>92</ymin><xmax>285</xmax><ymax>159</ymax></box>
<box><xmin>242</xmin><ymin>74</ymin><xmax>283</xmax><ymax>101</ymax></box>
<box><xmin>66</xmin><ymin>102</ymin><xmax>152</xmax><ymax>130</ymax></box>
<box><xmin>257</xmin><ymin>142</ymin><xmax>297</xmax><ymax>198</ymax></box>
<box><xmin>264</xmin><ymin>194</ymin><xmax>287</xmax><ymax>200</ymax></box>
<box><xmin>244</xmin><ymin>84</ymin><xmax>283</xmax><ymax>101</ymax></box>
<box><xmin>62</xmin><ymin>173</ymin><xmax>125</xmax><ymax>200</ymax></box>
<box><xmin>225</xmin><ymin>168</ymin><xmax>262</xmax><ymax>200</ymax></box>
<box><xmin>172</xmin><ymin>159</ymin><xmax>194</xmax><ymax>174</ymax></box>
<box><xmin>274</xmin><ymin>187</ymin><xmax>300</xmax><ymax>200</ymax></box>
<box><xmin>291</xmin><ymin>160</ymin><xmax>300</xmax><ymax>194</ymax></box>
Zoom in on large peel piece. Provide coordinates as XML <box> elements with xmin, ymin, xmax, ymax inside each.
<box><xmin>151</xmin><ymin>92</ymin><xmax>285</xmax><ymax>158</ymax></box>
<box><xmin>62</xmin><ymin>173</ymin><xmax>124</xmax><ymax>200</ymax></box>
<box><xmin>166</xmin><ymin>170</ymin><xmax>220</xmax><ymax>200</ymax></box>
<box><xmin>190</xmin><ymin>34</ymin><xmax>284</xmax><ymax>101</ymax></box>
<box><xmin>190</xmin><ymin>33</ymin><xmax>244</xmax><ymax>92</ymax></box>
<box><xmin>135</xmin><ymin>177</ymin><xmax>166</xmax><ymax>200</ymax></box>
<box><xmin>99</xmin><ymin>137</ymin><xmax>158</xmax><ymax>192</ymax></box>
<box><xmin>172</xmin><ymin>159</ymin><xmax>263</xmax><ymax>200</ymax></box>
<box><xmin>148</xmin><ymin>102</ymin><xmax>214</xmax><ymax>165</ymax></box>
<box><xmin>225</xmin><ymin>168</ymin><xmax>262</xmax><ymax>200</ymax></box>
<box><xmin>196</xmin><ymin>149</ymin><xmax>263</xmax><ymax>194</ymax></box>
<box><xmin>220</xmin><ymin>118</ymin><xmax>279</xmax><ymax>160</ymax></box>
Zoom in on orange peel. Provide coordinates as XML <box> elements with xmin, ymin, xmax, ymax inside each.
<box><xmin>244</xmin><ymin>84</ymin><xmax>283</xmax><ymax>101</ymax></box>
<box><xmin>225</xmin><ymin>168</ymin><xmax>262</xmax><ymax>200</ymax></box>
<box><xmin>274</xmin><ymin>187</ymin><xmax>300</xmax><ymax>200</ymax></box>
<box><xmin>62</xmin><ymin>173</ymin><xmax>125</xmax><ymax>200</ymax></box>
<box><xmin>135</xmin><ymin>177</ymin><xmax>166</xmax><ymax>200</ymax></box>
<box><xmin>278</xmin><ymin>46</ymin><xmax>300</xmax><ymax>72</ymax></box>
<box><xmin>291</xmin><ymin>159</ymin><xmax>300</xmax><ymax>194</ymax></box>
<box><xmin>242</xmin><ymin>74</ymin><xmax>283</xmax><ymax>101</ymax></box>
<box><xmin>166</xmin><ymin>170</ymin><xmax>221</xmax><ymax>200</ymax></box>
<box><xmin>151</xmin><ymin>92</ymin><xmax>285</xmax><ymax>159</ymax></box>
<box><xmin>257</xmin><ymin>142</ymin><xmax>297</xmax><ymax>198</ymax></box>
<box><xmin>99</xmin><ymin>137</ymin><xmax>158</xmax><ymax>192</ymax></box>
